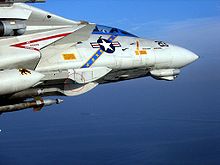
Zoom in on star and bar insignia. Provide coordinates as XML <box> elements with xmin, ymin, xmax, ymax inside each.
<box><xmin>90</xmin><ymin>37</ymin><xmax>121</xmax><ymax>54</ymax></box>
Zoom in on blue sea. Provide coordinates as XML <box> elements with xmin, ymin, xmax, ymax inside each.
<box><xmin>1</xmin><ymin>58</ymin><xmax>220</xmax><ymax>165</ymax></box>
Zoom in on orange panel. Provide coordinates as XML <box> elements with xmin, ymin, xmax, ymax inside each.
<box><xmin>140</xmin><ymin>50</ymin><xmax>147</xmax><ymax>55</ymax></box>
<box><xmin>63</xmin><ymin>54</ymin><xmax>76</xmax><ymax>60</ymax></box>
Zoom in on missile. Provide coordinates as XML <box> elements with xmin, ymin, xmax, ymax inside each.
<box><xmin>0</xmin><ymin>69</ymin><xmax>44</xmax><ymax>96</ymax></box>
<box><xmin>0</xmin><ymin>99</ymin><xmax>63</xmax><ymax>114</ymax></box>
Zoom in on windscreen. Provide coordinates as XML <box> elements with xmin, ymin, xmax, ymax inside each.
<box><xmin>92</xmin><ymin>25</ymin><xmax>138</xmax><ymax>37</ymax></box>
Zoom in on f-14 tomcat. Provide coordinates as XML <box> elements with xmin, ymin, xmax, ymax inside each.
<box><xmin>0</xmin><ymin>0</ymin><xmax>198</xmax><ymax>114</ymax></box>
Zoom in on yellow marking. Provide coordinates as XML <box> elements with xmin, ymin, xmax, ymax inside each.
<box><xmin>92</xmin><ymin>58</ymin><xmax>95</xmax><ymax>62</ymax></box>
<box><xmin>135</xmin><ymin>41</ymin><xmax>148</xmax><ymax>55</ymax></box>
<box><xmin>135</xmin><ymin>51</ymin><xmax>140</xmax><ymax>55</ymax></box>
<box><xmin>83</xmin><ymin>49</ymin><xmax>101</xmax><ymax>68</ymax></box>
<box><xmin>63</xmin><ymin>54</ymin><xmax>76</xmax><ymax>60</ymax></box>
<box><xmin>140</xmin><ymin>50</ymin><xmax>147</xmax><ymax>55</ymax></box>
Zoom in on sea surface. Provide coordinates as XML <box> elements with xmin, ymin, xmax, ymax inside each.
<box><xmin>0</xmin><ymin>59</ymin><xmax>220</xmax><ymax>165</ymax></box>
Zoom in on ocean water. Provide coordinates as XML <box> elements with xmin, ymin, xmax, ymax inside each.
<box><xmin>0</xmin><ymin>58</ymin><xmax>220</xmax><ymax>165</ymax></box>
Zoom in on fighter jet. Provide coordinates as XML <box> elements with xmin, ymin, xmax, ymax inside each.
<box><xmin>0</xmin><ymin>0</ymin><xmax>199</xmax><ymax>114</ymax></box>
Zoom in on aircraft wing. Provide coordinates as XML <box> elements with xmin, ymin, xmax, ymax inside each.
<box><xmin>0</xmin><ymin>1</ymin><xmax>85</xmax><ymax>34</ymax></box>
<box><xmin>17</xmin><ymin>3</ymin><xmax>79</xmax><ymax>26</ymax></box>
<box><xmin>0</xmin><ymin>1</ymin><xmax>96</xmax><ymax>70</ymax></box>
<box><xmin>0</xmin><ymin>0</ymin><xmax>96</xmax><ymax>48</ymax></box>
<box><xmin>0</xmin><ymin>1</ymin><xmax>101</xmax><ymax>113</ymax></box>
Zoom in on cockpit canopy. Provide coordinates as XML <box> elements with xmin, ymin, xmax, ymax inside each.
<box><xmin>92</xmin><ymin>25</ymin><xmax>138</xmax><ymax>38</ymax></box>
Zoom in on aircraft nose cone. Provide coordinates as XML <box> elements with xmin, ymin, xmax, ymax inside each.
<box><xmin>171</xmin><ymin>46</ymin><xmax>199</xmax><ymax>68</ymax></box>
<box><xmin>185</xmin><ymin>51</ymin><xmax>199</xmax><ymax>64</ymax></box>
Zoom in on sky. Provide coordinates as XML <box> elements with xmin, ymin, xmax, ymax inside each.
<box><xmin>1</xmin><ymin>0</ymin><xmax>220</xmax><ymax>165</ymax></box>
